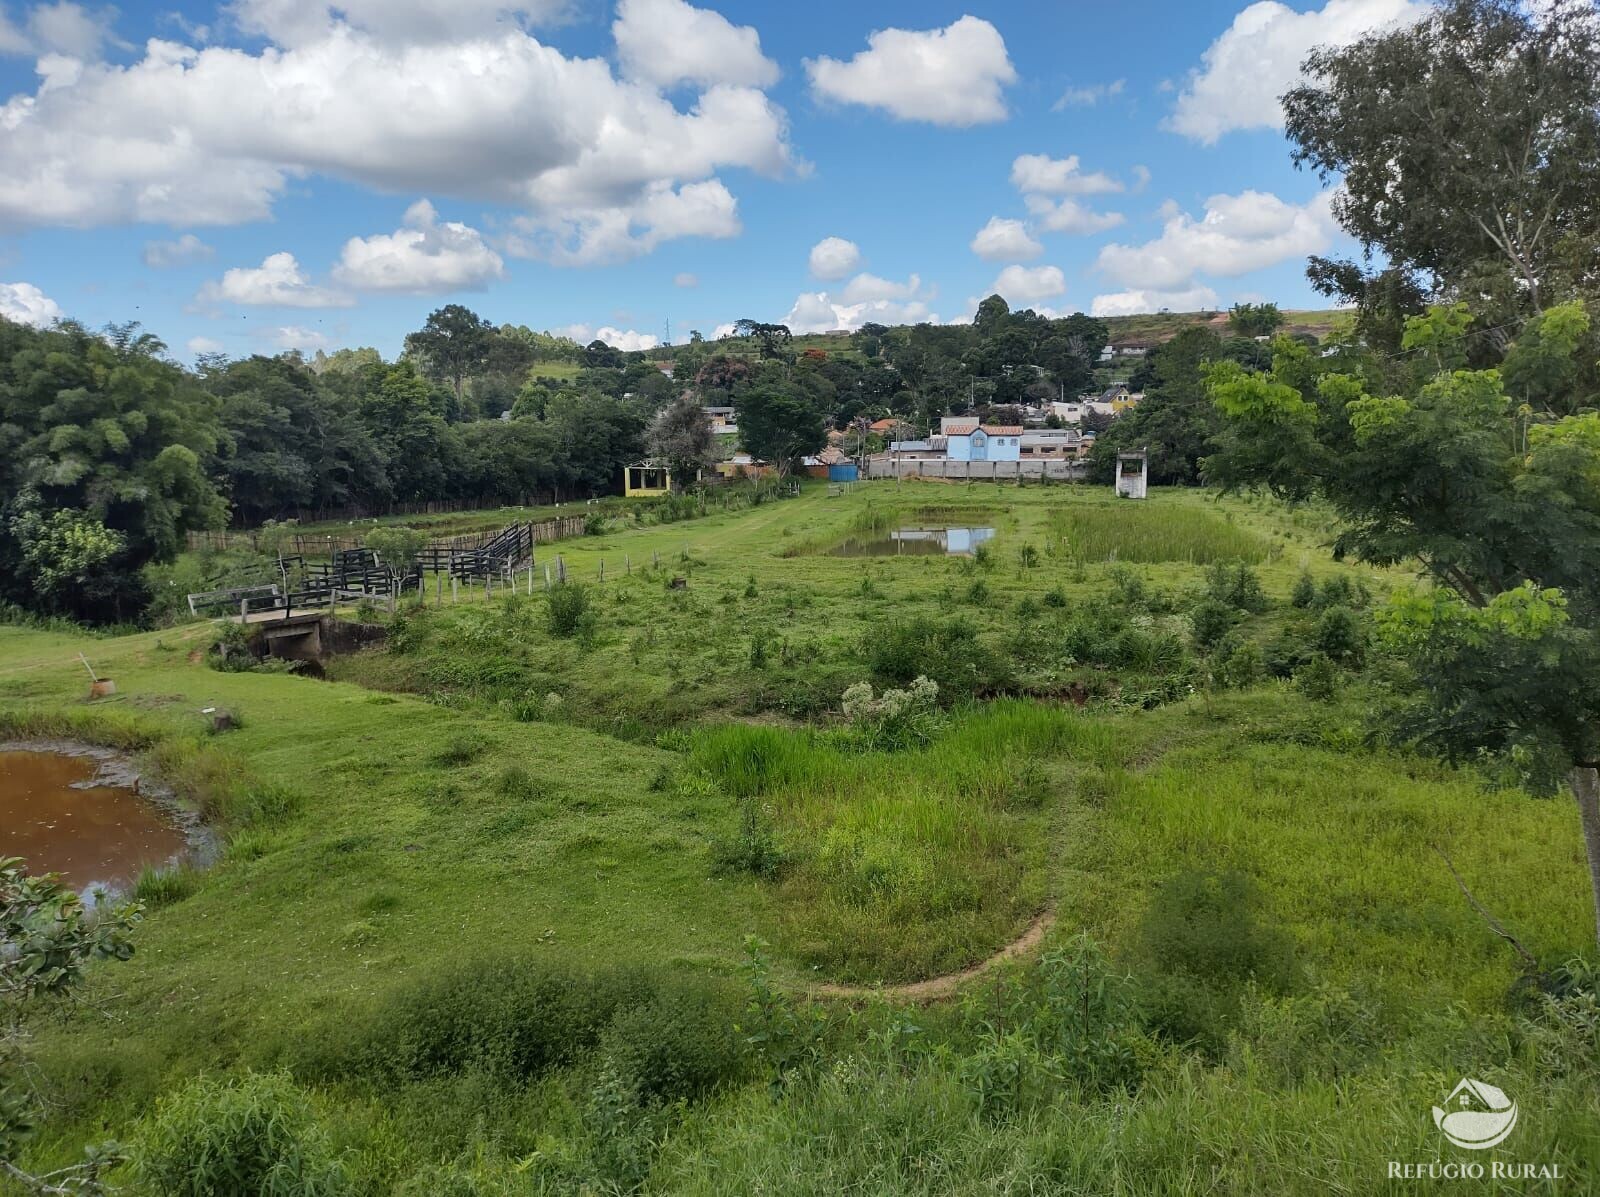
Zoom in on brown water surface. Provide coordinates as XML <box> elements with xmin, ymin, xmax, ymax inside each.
<box><xmin>0</xmin><ymin>750</ymin><xmax>187</xmax><ymax>890</ymax></box>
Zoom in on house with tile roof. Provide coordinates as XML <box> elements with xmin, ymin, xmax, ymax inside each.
<box><xmin>939</xmin><ymin>418</ymin><xmax>1022</xmax><ymax>462</ymax></box>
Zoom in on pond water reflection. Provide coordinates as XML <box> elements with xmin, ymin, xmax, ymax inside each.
<box><xmin>828</xmin><ymin>526</ymin><xmax>997</xmax><ymax>558</ymax></box>
<box><xmin>0</xmin><ymin>750</ymin><xmax>188</xmax><ymax>892</ymax></box>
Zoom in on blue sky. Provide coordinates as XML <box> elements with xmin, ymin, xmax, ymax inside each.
<box><xmin>0</xmin><ymin>0</ymin><xmax>1425</xmax><ymax>359</ymax></box>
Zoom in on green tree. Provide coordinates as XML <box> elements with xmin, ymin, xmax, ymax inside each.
<box><xmin>0</xmin><ymin>319</ymin><xmax>225</xmax><ymax>621</ymax></box>
<box><xmin>1228</xmin><ymin>302</ymin><xmax>1284</xmax><ymax>338</ymax></box>
<box><xmin>1284</xmin><ymin>0</ymin><xmax>1600</xmax><ymax>328</ymax></box>
<box><xmin>737</xmin><ymin>383</ymin><xmax>825</xmax><ymax>476</ymax></box>
<box><xmin>732</xmin><ymin>319</ymin><xmax>794</xmax><ymax>363</ymax></box>
<box><xmin>647</xmin><ymin>392</ymin><xmax>714</xmax><ymax>489</ymax></box>
<box><xmin>404</xmin><ymin>305</ymin><xmax>496</xmax><ymax>408</ymax></box>
<box><xmin>1205</xmin><ymin>306</ymin><xmax>1600</xmax><ymax>946</ymax></box>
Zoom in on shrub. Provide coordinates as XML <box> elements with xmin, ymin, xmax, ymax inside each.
<box><xmin>1017</xmin><ymin>543</ymin><xmax>1040</xmax><ymax>569</ymax></box>
<box><xmin>1043</xmin><ymin>587</ymin><xmax>1067</xmax><ymax>609</ymax></box>
<box><xmin>135</xmin><ymin>1072</ymin><xmax>346</xmax><ymax>1197</ymax></box>
<box><xmin>712</xmin><ymin>795</ymin><xmax>786</xmax><ymax>879</ymax></box>
<box><xmin>546</xmin><ymin>583</ymin><xmax>593</xmax><ymax>638</ymax></box>
<box><xmin>598</xmin><ymin>986</ymin><xmax>744</xmax><ymax>1102</ymax></box>
<box><xmin>1296</xmin><ymin>654</ymin><xmax>1340</xmax><ymax>701</ymax></box>
<box><xmin>1212</xmin><ymin>634</ymin><xmax>1264</xmax><ymax>689</ymax></box>
<box><xmin>1291</xmin><ymin>571</ymin><xmax>1316</xmax><ymax>608</ymax></box>
<box><xmin>1188</xmin><ymin>598</ymin><xmax>1235</xmax><ymax>650</ymax></box>
<box><xmin>322</xmin><ymin>961</ymin><xmax>661</xmax><ymax>1083</ymax></box>
<box><xmin>1204</xmin><ymin>561</ymin><xmax>1269</xmax><ymax>613</ymax></box>
<box><xmin>1134</xmin><ymin>869</ymin><xmax>1300</xmax><ymax>1052</ymax></box>
<box><xmin>839</xmin><ymin>676</ymin><xmax>943</xmax><ymax>750</ymax></box>
<box><xmin>1312</xmin><ymin>604</ymin><xmax>1365</xmax><ymax>663</ymax></box>
<box><xmin>865</xmin><ymin>616</ymin><xmax>1008</xmax><ymax>698</ymax></box>
<box><xmin>1263</xmin><ymin>628</ymin><xmax>1312</xmax><ymax>678</ymax></box>
<box><xmin>208</xmin><ymin>622</ymin><xmax>256</xmax><ymax>673</ymax></box>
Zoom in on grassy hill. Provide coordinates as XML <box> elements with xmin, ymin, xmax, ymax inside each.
<box><xmin>4</xmin><ymin>480</ymin><xmax>1596</xmax><ymax>1194</ymax></box>
<box><xmin>667</xmin><ymin>308</ymin><xmax>1348</xmax><ymax>368</ymax></box>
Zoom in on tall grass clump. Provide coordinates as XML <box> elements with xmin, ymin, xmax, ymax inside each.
<box><xmin>135</xmin><ymin>1072</ymin><xmax>347</xmax><ymax>1197</ymax></box>
<box><xmin>1053</xmin><ymin>504</ymin><xmax>1268</xmax><ymax>564</ymax></box>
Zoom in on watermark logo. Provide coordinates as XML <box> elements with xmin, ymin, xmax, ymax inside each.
<box><xmin>1432</xmin><ymin>1078</ymin><xmax>1518</xmax><ymax>1151</ymax></box>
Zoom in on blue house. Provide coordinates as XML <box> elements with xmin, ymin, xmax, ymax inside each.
<box><xmin>941</xmin><ymin>420</ymin><xmax>1023</xmax><ymax>462</ymax></box>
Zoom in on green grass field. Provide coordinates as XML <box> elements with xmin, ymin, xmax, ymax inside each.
<box><xmin>4</xmin><ymin>480</ymin><xmax>1597</xmax><ymax>1194</ymax></box>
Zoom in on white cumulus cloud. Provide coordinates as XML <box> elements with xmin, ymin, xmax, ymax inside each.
<box><xmin>1167</xmin><ymin>0</ymin><xmax>1426</xmax><ymax>143</ymax></box>
<box><xmin>1010</xmin><ymin>153</ymin><xmax>1122</xmax><ymax>196</ymax></box>
<box><xmin>557</xmin><ymin>322</ymin><xmax>659</xmax><ymax>351</ymax></box>
<box><xmin>228</xmin><ymin>0</ymin><xmax>572</xmax><ymax>47</ymax></box>
<box><xmin>673</xmin><ymin>272</ymin><xmax>698</xmax><ymax>288</ymax></box>
<box><xmin>970</xmin><ymin>217</ymin><xmax>1042</xmax><ymax>262</ymax></box>
<box><xmin>143</xmin><ymin>233</ymin><xmax>214</xmax><ymax>268</ymax></box>
<box><xmin>614</xmin><ymin>0</ymin><xmax>777</xmax><ymax>90</ymax></box>
<box><xmin>1024</xmin><ymin>195</ymin><xmax>1125</xmax><ymax>236</ymax></box>
<box><xmin>1094</xmin><ymin>189</ymin><xmax>1337</xmax><ymax>290</ymax></box>
<box><xmin>1090</xmin><ymin>285</ymin><xmax>1221</xmax><ymax>317</ymax></box>
<box><xmin>0</xmin><ymin>15</ymin><xmax>792</xmax><ymax>269</ymax></box>
<box><xmin>784</xmin><ymin>294</ymin><xmax>938</xmax><ymax>335</ymax></box>
<box><xmin>0</xmin><ymin>2</ymin><xmax>122</xmax><ymax>59</ymax></box>
<box><xmin>198</xmin><ymin>252</ymin><xmax>352</xmax><ymax>308</ymax></box>
<box><xmin>0</xmin><ymin>280</ymin><xmax>63</xmax><ymax>325</ymax></box>
<box><xmin>507</xmin><ymin>178</ymin><xmax>742</xmax><ymax>266</ymax></box>
<box><xmin>989</xmin><ymin>264</ymin><xmax>1066</xmax><ymax>306</ymax></box>
<box><xmin>805</xmin><ymin>16</ymin><xmax>1015</xmax><ymax>127</ymax></box>
<box><xmin>808</xmin><ymin>236</ymin><xmax>861</xmax><ymax>280</ymax></box>
<box><xmin>186</xmin><ymin>335</ymin><xmax>225</xmax><ymax>355</ymax></box>
<box><xmin>272</xmin><ymin>324</ymin><xmax>336</xmax><ymax>353</ymax></box>
<box><xmin>334</xmin><ymin>199</ymin><xmax>505</xmax><ymax>293</ymax></box>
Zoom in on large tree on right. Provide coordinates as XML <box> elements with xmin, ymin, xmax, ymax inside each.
<box><xmin>1284</xmin><ymin>0</ymin><xmax>1600</xmax><ymax>349</ymax></box>
<box><xmin>1206</xmin><ymin>304</ymin><xmax>1600</xmax><ymax>947</ymax></box>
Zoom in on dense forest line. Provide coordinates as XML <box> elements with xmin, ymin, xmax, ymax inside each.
<box><xmin>0</xmin><ymin>295</ymin><xmax>1127</xmax><ymax>623</ymax></box>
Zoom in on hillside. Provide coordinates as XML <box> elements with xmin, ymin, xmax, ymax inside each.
<box><xmin>5</xmin><ymin>480</ymin><xmax>1596</xmax><ymax>1193</ymax></box>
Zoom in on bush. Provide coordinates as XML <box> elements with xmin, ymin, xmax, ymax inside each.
<box><xmin>321</xmin><ymin>960</ymin><xmax>661</xmax><ymax>1083</ymax></box>
<box><xmin>1312</xmin><ymin>604</ymin><xmax>1365</xmax><ymax>663</ymax></box>
<box><xmin>866</xmin><ymin>616</ymin><xmax>1008</xmax><ymax>698</ymax></box>
<box><xmin>1204</xmin><ymin>561</ymin><xmax>1269</xmax><ymax>613</ymax></box>
<box><xmin>712</xmin><ymin>795</ymin><xmax>786</xmax><ymax>879</ymax></box>
<box><xmin>839</xmin><ymin>676</ymin><xmax>942</xmax><ymax>750</ymax></box>
<box><xmin>599</xmin><ymin>986</ymin><xmax>744</xmax><ymax>1102</ymax></box>
<box><xmin>1212</xmin><ymin>634</ymin><xmax>1264</xmax><ymax>689</ymax></box>
<box><xmin>1295</xmin><ymin>654</ymin><xmax>1340</xmax><ymax>701</ymax></box>
<box><xmin>1263</xmin><ymin>628</ymin><xmax>1312</xmax><ymax>678</ymax></box>
<box><xmin>546</xmin><ymin>583</ymin><xmax>593</xmax><ymax>638</ymax></box>
<box><xmin>1134</xmin><ymin>869</ymin><xmax>1300</xmax><ymax>1052</ymax></box>
<box><xmin>1188</xmin><ymin>598</ymin><xmax>1235</xmax><ymax>650</ymax></box>
<box><xmin>1290</xmin><ymin>571</ymin><xmax>1316</xmax><ymax>608</ymax></box>
<box><xmin>135</xmin><ymin>1072</ymin><xmax>346</xmax><ymax>1197</ymax></box>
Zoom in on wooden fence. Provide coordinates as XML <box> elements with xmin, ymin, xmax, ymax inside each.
<box><xmin>186</xmin><ymin>515</ymin><xmax>588</xmax><ymax>558</ymax></box>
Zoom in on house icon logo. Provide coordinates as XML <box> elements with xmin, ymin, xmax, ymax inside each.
<box><xmin>1432</xmin><ymin>1078</ymin><xmax>1518</xmax><ymax>1150</ymax></box>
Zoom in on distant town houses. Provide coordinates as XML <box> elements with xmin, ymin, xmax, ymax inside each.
<box><xmin>703</xmin><ymin>405</ymin><xmax>737</xmax><ymax>434</ymax></box>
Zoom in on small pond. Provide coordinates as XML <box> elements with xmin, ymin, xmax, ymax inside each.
<box><xmin>0</xmin><ymin>747</ymin><xmax>191</xmax><ymax>894</ymax></box>
<box><xmin>829</xmin><ymin>525</ymin><xmax>997</xmax><ymax>558</ymax></box>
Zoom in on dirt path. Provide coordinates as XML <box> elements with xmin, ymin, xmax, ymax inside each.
<box><xmin>810</xmin><ymin>908</ymin><xmax>1056</xmax><ymax>1003</ymax></box>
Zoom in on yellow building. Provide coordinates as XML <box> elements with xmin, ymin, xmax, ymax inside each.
<box><xmin>624</xmin><ymin>462</ymin><xmax>673</xmax><ymax>497</ymax></box>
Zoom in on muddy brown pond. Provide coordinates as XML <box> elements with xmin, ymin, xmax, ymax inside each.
<box><xmin>0</xmin><ymin>749</ymin><xmax>190</xmax><ymax>892</ymax></box>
